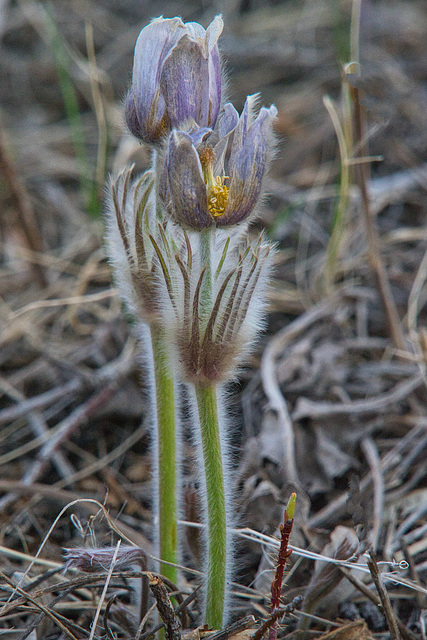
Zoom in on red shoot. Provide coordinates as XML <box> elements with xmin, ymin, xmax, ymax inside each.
<box><xmin>269</xmin><ymin>493</ymin><xmax>296</xmax><ymax>640</ymax></box>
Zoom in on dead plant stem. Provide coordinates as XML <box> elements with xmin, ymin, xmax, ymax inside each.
<box><xmin>209</xmin><ymin>616</ymin><xmax>256</xmax><ymax>640</ymax></box>
<box><xmin>340</xmin><ymin>566</ymin><xmax>421</xmax><ymax>640</ymax></box>
<box><xmin>361</xmin><ymin>437</ymin><xmax>384</xmax><ymax>551</ymax></box>
<box><xmin>367</xmin><ymin>550</ymin><xmax>402</xmax><ymax>640</ymax></box>
<box><xmin>352</xmin><ymin>84</ymin><xmax>406</xmax><ymax>352</ymax></box>
<box><xmin>147</xmin><ymin>573</ymin><xmax>181</xmax><ymax>640</ymax></box>
<box><xmin>0</xmin><ymin>571</ymin><xmax>80</xmax><ymax>640</ymax></box>
<box><xmin>0</xmin><ymin>124</ymin><xmax>46</xmax><ymax>286</ymax></box>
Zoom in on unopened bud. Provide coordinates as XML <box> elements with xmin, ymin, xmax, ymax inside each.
<box><xmin>125</xmin><ymin>16</ymin><xmax>223</xmax><ymax>144</ymax></box>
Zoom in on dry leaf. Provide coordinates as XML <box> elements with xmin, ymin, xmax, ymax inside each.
<box><xmin>298</xmin><ymin>527</ymin><xmax>360</xmax><ymax>635</ymax></box>
<box><xmin>317</xmin><ymin>619</ymin><xmax>373</xmax><ymax>640</ymax></box>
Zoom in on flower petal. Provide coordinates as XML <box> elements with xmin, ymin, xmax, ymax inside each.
<box><xmin>227</xmin><ymin>94</ymin><xmax>259</xmax><ymax>170</ymax></box>
<box><xmin>218</xmin><ymin>102</ymin><xmax>239</xmax><ymax>139</ymax></box>
<box><xmin>128</xmin><ymin>17</ymin><xmax>185</xmax><ymax>141</ymax></box>
<box><xmin>166</xmin><ymin>131</ymin><xmax>212</xmax><ymax>229</ymax></box>
<box><xmin>218</xmin><ymin>104</ymin><xmax>277</xmax><ymax>226</ymax></box>
<box><xmin>161</xmin><ymin>37</ymin><xmax>210</xmax><ymax>129</ymax></box>
<box><xmin>183</xmin><ymin>21</ymin><xmax>207</xmax><ymax>44</ymax></box>
<box><xmin>187</xmin><ymin>126</ymin><xmax>213</xmax><ymax>146</ymax></box>
<box><xmin>206</xmin><ymin>16</ymin><xmax>223</xmax><ymax>127</ymax></box>
<box><xmin>206</xmin><ymin>15</ymin><xmax>224</xmax><ymax>53</ymax></box>
<box><xmin>214</xmin><ymin>103</ymin><xmax>239</xmax><ymax>174</ymax></box>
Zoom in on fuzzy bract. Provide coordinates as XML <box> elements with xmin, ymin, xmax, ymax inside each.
<box><xmin>125</xmin><ymin>16</ymin><xmax>223</xmax><ymax>144</ymax></box>
<box><xmin>161</xmin><ymin>95</ymin><xmax>277</xmax><ymax>229</ymax></box>
<box><xmin>152</xmin><ymin>230</ymin><xmax>275</xmax><ymax>385</ymax></box>
<box><xmin>106</xmin><ymin>167</ymin><xmax>174</xmax><ymax>325</ymax></box>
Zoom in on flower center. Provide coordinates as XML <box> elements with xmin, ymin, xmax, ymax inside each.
<box><xmin>199</xmin><ymin>146</ymin><xmax>229</xmax><ymax>218</ymax></box>
<box><xmin>208</xmin><ymin>176</ymin><xmax>229</xmax><ymax>218</ymax></box>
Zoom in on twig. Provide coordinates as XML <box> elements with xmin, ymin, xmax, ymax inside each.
<box><xmin>361</xmin><ymin>437</ymin><xmax>384</xmax><ymax>551</ymax></box>
<box><xmin>208</xmin><ymin>615</ymin><xmax>257</xmax><ymax>640</ymax></box>
<box><xmin>261</xmin><ymin>300</ymin><xmax>336</xmax><ymax>484</ymax></box>
<box><xmin>135</xmin><ymin>602</ymin><xmax>157</xmax><ymax>640</ymax></box>
<box><xmin>0</xmin><ymin>122</ymin><xmax>46</xmax><ymax>286</ymax></box>
<box><xmin>308</xmin><ymin>423</ymin><xmax>426</xmax><ymax>529</ymax></box>
<box><xmin>136</xmin><ymin>585</ymin><xmax>201</xmax><ymax>640</ymax></box>
<box><xmin>350</xmin><ymin>75</ymin><xmax>406</xmax><ymax>352</ymax></box>
<box><xmin>35</xmin><ymin>359</ymin><xmax>124</xmax><ymax>461</ymax></box>
<box><xmin>9</xmin><ymin>288</ymin><xmax>117</xmax><ymax>320</ymax></box>
<box><xmin>293</xmin><ymin>373</ymin><xmax>423</xmax><ymax>420</ymax></box>
<box><xmin>54</xmin><ymin>421</ymin><xmax>148</xmax><ymax>490</ymax></box>
<box><xmin>271</xmin><ymin>501</ymin><xmax>296</xmax><ymax>612</ymax></box>
<box><xmin>407</xmin><ymin>242</ymin><xmax>427</xmax><ymax>334</ymax></box>
<box><xmin>88</xmin><ymin>541</ymin><xmax>121</xmax><ymax>640</ymax></box>
<box><xmin>103</xmin><ymin>595</ymin><xmax>117</xmax><ymax>640</ymax></box>
<box><xmin>0</xmin><ymin>488</ymin><xmax>153</xmax><ymax>553</ymax></box>
<box><xmin>14</xmin><ymin>577</ymin><xmax>93</xmax><ymax>640</ymax></box>
<box><xmin>400</xmin><ymin>538</ymin><xmax>426</xmax><ymax>610</ymax></box>
<box><xmin>0</xmin><ymin>383</ymin><xmax>115</xmax><ymax>512</ymax></box>
<box><xmin>0</xmin><ymin>333</ymin><xmax>135</xmax><ymax>428</ymax></box>
<box><xmin>147</xmin><ymin>573</ymin><xmax>181</xmax><ymax>640</ymax></box>
<box><xmin>251</xmin><ymin>597</ymin><xmax>303</xmax><ymax>640</ymax></box>
<box><xmin>0</xmin><ymin>378</ymin><xmax>81</xmax><ymax>426</ymax></box>
<box><xmin>0</xmin><ymin>374</ymin><xmax>74</xmax><ymax>479</ymax></box>
<box><xmin>367</xmin><ymin>550</ymin><xmax>402</xmax><ymax>640</ymax></box>
<box><xmin>394</xmin><ymin>500</ymin><xmax>427</xmax><ymax>542</ymax></box>
<box><xmin>339</xmin><ymin>566</ymin><xmax>418</xmax><ymax>640</ymax></box>
<box><xmin>0</xmin><ymin>571</ymin><xmax>79</xmax><ymax>640</ymax></box>
<box><xmin>159</xmin><ymin>575</ymin><xmax>189</xmax><ymax>629</ymax></box>
<box><xmin>0</xmin><ymin>571</ymin><xmax>148</xmax><ymax>619</ymax></box>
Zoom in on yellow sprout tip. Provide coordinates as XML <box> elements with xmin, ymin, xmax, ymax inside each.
<box><xmin>286</xmin><ymin>492</ymin><xmax>297</xmax><ymax>520</ymax></box>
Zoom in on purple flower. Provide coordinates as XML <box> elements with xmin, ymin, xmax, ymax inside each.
<box><xmin>162</xmin><ymin>95</ymin><xmax>277</xmax><ymax>229</ymax></box>
<box><xmin>125</xmin><ymin>16</ymin><xmax>223</xmax><ymax>144</ymax></box>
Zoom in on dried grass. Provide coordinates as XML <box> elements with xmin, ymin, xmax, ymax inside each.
<box><xmin>0</xmin><ymin>0</ymin><xmax>426</xmax><ymax>637</ymax></box>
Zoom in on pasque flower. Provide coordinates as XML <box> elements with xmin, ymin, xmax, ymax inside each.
<box><xmin>161</xmin><ymin>95</ymin><xmax>277</xmax><ymax>230</ymax></box>
<box><xmin>106</xmin><ymin>11</ymin><xmax>279</xmax><ymax>629</ymax></box>
<box><xmin>125</xmin><ymin>16</ymin><xmax>223</xmax><ymax>144</ymax></box>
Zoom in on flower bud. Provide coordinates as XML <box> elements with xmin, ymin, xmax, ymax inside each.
<box><xmin>162</xmin><ymin>96</ymin><xmax>277</xmax><ymax>229</ymax></box>
<box><xmin>125</xmin><ymin>16</ymin><xmax>223</xmax><ymax>144</ymax></box>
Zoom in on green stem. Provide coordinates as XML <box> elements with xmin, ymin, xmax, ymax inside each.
<box><xmin>323</xmin><ymin>94</ymin><xmax>350</xmax><ymax>290</ymax></box>
<box><xmin>199</xmin><ymin>228</ymin><xmax>214</xmax><ymax>315</ymax></box>
<box><xmin>151</xmin><ymin>325</ymin><xmax>177</xmax><ymax>586</ymax></box>
<box><xmin>195</xmin><ymin>383</ymin><xmax>227</xmax><ymax>629</ymax></box>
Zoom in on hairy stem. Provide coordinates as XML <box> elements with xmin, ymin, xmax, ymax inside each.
<box><xmin>151</xmin><ymin>325</ymin><xmax>178</xmax><ymax>585</ymax></box>
<box><xmin>195</xmin><ymin>383</ymin><xmax>227</xmax><ymax>629</ymax></box>
<box><xmin>199</xmin><ymin>228</ymin><xmax>214</xmax><ymax>316</ymax></box>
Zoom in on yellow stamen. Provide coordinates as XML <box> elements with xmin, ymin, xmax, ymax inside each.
<box><xmin>198</xmin><ymin>146</ymin><xmax>229</xmax><ymax>219</ymax></box>
<box><xmin>208</xmin><ymin>176</ymin><xmax>229</xmax><ymax>218</ymax></box>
